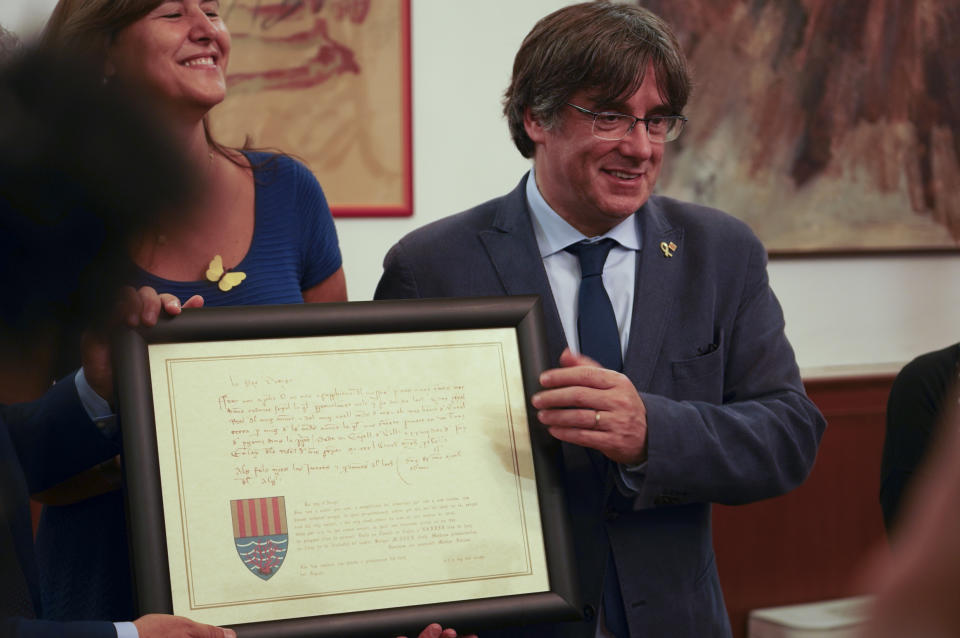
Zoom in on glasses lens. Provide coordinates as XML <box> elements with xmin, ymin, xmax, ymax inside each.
<box><xmin>591</xmin><ymin>114</ymin><xmax>685</xmax><ymax>142</ymax></box>
<box><xmin>660</xmin><ymin>117</ymin><xmax>685</xmax><ymax>142</ymax></box>
<box><xmin>646</xmin><ymin>117</ymin><xmax>671</xmax><ymax>143</ymax></box>
<box><xmin>647</xmin><ymin>117</ymin><xmax>686</xmax><ymax>143</ymax></box>
<box><xmin>592</xmin><ymin>113</ymin><xmax>632</xmax><ymax>140</ymax></box>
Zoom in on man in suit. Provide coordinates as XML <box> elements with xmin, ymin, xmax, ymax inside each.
<box><xmin>375</xmin><ymin>3</ymin><xmax>826</xmax><ymax>636</ymax></box>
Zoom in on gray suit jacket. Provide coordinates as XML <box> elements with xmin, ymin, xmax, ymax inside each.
<box><xmin>375</xmin><ymin>176</ymin><xmax>826</xmax><ymax>637</ymax></box>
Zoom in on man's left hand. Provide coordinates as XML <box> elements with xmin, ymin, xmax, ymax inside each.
<box><xmin>533</xmin><ymin>348</ymin><xmax>648</xmax><ymax>465</ymax></box>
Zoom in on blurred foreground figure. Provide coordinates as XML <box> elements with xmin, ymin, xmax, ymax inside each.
<box><xmin>860</xmin><ymin>380</ymin><xmax>960</xmax><ymax>638</ymax></box>
<box><xmin>0</xmin><ymin>46</ymin><xmax>237</xmax><ymax>638</ymax></box>
<box><xmin>0</xmin><ymin>45</ymin><xmax>194</xmax><ymax>338</ymax></box>
<box><xmin>36</xmin><ymin>1</ymin><xmax>345</xmax><ymax>617</ymax></box>
<box><xmin>0</xmin><ymin>43</ymin><xmax>474</xmax><ymax>638</ymax></box>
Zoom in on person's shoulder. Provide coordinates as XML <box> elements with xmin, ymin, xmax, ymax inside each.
<box><xmin>393</xmin><ymin>182</ymin><xmax>523</xmax><ymax>249</ymax></box>
<box><xmin>241</xmin><ymin>150</ymin><xmax>312</xmax><ymax>178</ymax></box>
<box><xmin>243</xmin><ymin>151</ymin><xmax>325</xmax><ymax>199</ymax></box>
<box><xmin>898</xmin><ymin>343</ymin><xmax>960</xmax><ymax>383</ymax></box>
<box><xmin>644</xmin><ymin>193</ymin><xmax>764</xmax><ymax>260</ymax></box>
<box><xmin>648</xmin><ymin>194</ymin><xmax>757</xmax><ymax>238</ymax></box>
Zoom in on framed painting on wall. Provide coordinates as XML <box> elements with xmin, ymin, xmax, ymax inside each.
<box><xmin>643</xmin><ymin>0</ymin><xmax>960</xmax><ymax>255</ymax></box>
<box><xmin>213</xmin><ymin>0</ymin><xmax>412</xmax><ymax>217</ymax></box>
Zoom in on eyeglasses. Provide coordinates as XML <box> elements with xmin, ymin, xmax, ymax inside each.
<box><xmin>566</xmin><ymin>103</ymin><xmax>687</xmax><ymax>143</ymax></box>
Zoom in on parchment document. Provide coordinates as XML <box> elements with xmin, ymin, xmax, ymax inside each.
<box><xmin>148</xmin><ymin>328</ymin><xmax>548</xmax><ymax>626</ymax></box>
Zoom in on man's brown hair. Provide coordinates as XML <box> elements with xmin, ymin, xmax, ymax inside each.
<box><xmin>503</xmin><ymin>1</ymin><xmax>692</xmax><ymax>158</ymax></box>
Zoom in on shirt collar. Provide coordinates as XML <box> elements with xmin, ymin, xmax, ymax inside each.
<box><xmin>525</xmin><ymin>167</ymin><xmax>641</xmax><ymax>258</ymax></box>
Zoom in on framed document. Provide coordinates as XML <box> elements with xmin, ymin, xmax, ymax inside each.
<box><xmin>115</xmin><ymin>297</ymin><xmax>580</xmax><ymax>637</ymax></box>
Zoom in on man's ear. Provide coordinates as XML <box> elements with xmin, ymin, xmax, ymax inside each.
<box><xmin>523</xmin><ymin>107</ymin><xmax>548</xmax><ymax>144</ymax></box>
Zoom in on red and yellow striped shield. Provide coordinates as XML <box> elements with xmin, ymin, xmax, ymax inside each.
<box><xmin>230</xmin><ymin>496</ymin><xmax>288</xmax><ymax>580</ymax></box>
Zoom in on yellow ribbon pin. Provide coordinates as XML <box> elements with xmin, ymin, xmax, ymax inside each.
<box><xmin>660</xmin><ymin>241</ymin><xmax>677</xmax><ymax>258</ymax></box>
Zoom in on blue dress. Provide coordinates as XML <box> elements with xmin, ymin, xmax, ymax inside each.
<box><xmin>34</xmin><ymin>151</ymin><xmax>342</xmax><ymax>621</ymax></box>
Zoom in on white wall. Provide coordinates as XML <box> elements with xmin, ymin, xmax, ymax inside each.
<box><xmin>0</xmin><ymin>0</ymin><xmax>57</xmax><ymax>38</ymax></box>
<box><xmin>6</xmin><ymin>0</ymin><xmax>958</xmax><ymax>378</ymax></box>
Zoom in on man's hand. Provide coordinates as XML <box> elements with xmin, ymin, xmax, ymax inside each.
<box><xmin>397</xmin><ymin>622</ymin><xmax>478</xmax><ymax>638</ymax></box>
<box><xmin>533</xmin><ymin>348</ymin><xmax>648</xmax><ymax>465</ymax></box>
<box><xmin>133</xmin><ymin>614</ymin><xmax>235</xmax><ymax>638</ymax></box>
<box><xmin>82</xmin><ymin>286</ymin><xmax>203</xmax><ymax>403</ymax></box>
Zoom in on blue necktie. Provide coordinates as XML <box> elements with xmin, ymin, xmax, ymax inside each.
<box><xmin>565</xmin><ymin>239</ymin><xmax>622</xmax><ymax>371</ymax></box>
<box><xmin>566</xmin><ymin>239</ymin><xmax>629</xmax><ymax>636</ymax></box>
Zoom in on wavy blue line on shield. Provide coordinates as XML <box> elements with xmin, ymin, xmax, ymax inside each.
<box><xmin>234</xmin><ymin>534</ymin><xmax>288</xmax><ymax>580</ymax></box>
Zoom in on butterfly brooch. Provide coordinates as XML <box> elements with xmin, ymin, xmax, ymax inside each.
<box><xmin>206</xmin><ymin>254</ymin><xmax>246</xmax><ymax>292</ymax></box>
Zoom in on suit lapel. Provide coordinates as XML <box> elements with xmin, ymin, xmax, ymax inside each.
<box><xmin>623</xmin><ymin>197</ymin><xmax>683</xmax><ymax>392</ymax></box>
<box><xmin>478</xmin><ymin>176</ymin><xmax>568</xmax><ymax>366</ymax></box>
<box><xmin>476</xmin><ymin>180</ymin><xmax>685</xmax><ymax>384</ymax></box>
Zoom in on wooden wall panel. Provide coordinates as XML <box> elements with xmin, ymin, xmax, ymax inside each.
<box><xmin>713</xmin><ymin>375</ymin><xmax>895</xmax><ymax>638</ymax></box>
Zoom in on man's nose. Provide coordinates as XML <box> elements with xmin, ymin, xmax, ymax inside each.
<box><xmin>616</xmin><ymin>120</ymin><xmax>654</xmax><ymax>158</ymax></box>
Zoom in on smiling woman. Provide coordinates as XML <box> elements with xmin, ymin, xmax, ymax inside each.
<box><xmin>105</xmin><ymin>1</ymin><xmax>231</xmax><ymax>121</ymax></box>
<box><xmin>35</xmin><ymin>0</ymin><xmax>348</xmax><ymax>624</ymax></box>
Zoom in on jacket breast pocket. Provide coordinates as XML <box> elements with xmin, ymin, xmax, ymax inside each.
<box><xmin>670</xmin><ymin>329</ymin><xmax>724</xmax><ymax>403</ymax></box>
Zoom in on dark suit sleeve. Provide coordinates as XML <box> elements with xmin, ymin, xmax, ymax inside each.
<box><xmin>1</xmin><ymin>374</ymin><xmax>119</xmax><ymax>494</ymax></box>
<box><xmin>1</xmin><ymin>379</ymin><xmax>120</xmax><ymax>636</ymax></box>
<box><xmin>2</xmin><ymin>618</ymin><xmax>116</xmax><ymax>638</ymax></box>
<box><xmin>636</xmin><ymin>238</ymin><xmax>825</xmax><ymax>507</ymax></box>
<box><xmin>374</xmin><ymin>241</ymin><xmax>421</xmax><ymax>300</ymax></box>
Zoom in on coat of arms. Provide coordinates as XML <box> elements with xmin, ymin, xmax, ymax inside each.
<box><xmin>230</xmin><ymin>496</ymin><xmax>289</xmax><ymax>580</ymax></box>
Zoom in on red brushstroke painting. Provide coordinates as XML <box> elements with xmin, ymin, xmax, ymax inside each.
<box><xmin>212</xmin><ymin>0</ymin><xmax>412</xmax><ymax>217</ymax></box>
<box><xmin>643</xmin><ymin>0</ymin><xmax>959</xmax><ymax>253</ymax></box>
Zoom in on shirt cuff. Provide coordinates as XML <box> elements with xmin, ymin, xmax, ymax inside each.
<box><xmin>114</xmin><ymin>621</ymin><xmax>139</xmax><ymax>638</ymax></box>
<box><xmin>75</xmin><ymin>368</ymin><xmax>119</xmax><ymax>438</ymax></box>
<box><xmin>615</xmin><ymin>460</ymin><xmax>648</xmax><ymax>496</ymax></box>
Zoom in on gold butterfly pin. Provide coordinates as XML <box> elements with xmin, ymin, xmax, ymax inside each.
<box><xmin>205</xmin><ymin>254</ymin><xmax>246</xmax><ymax>292</ymax></box>
<box><xmin>660</xmin><ymin>241</ymin><xmax>678</xmax><ymax>258</ymax></box>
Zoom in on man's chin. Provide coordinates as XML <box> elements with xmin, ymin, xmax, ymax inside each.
<box><xmin>600</xmin><ymin>198</ymin><xmax>650</xmax><ymax>219</ymax></box>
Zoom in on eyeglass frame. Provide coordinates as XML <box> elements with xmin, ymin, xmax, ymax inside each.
<box><xmin>565</xmin><ymin>102</ymin><xmax>687</xmax><ymax>143</ymax></box>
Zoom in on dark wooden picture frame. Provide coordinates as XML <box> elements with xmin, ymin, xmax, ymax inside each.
<box><xmin>115</xmin><ymin>297</ymin><xmax>580</xmax><ymax>637</ymax></box>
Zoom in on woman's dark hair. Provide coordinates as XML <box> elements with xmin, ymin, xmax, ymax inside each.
<box><xmin>42</xmin><ymin>0</ymin><xmax>248</xmax><ymax>164</ymax></box>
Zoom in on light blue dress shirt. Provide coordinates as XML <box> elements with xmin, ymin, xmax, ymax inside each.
<box><xmin>525</xmin><ymin>168</ymin><xmax>648</xmax><ymax>489</ymax></box>
<box><xmin>75</xmin><ymin>368</ymin><xmax>116</xmax><ymax>435</ymax></box>
<box><xmin>525</xmin><ymin>169</ymin><xmax>643</xmax><ymax>638</ymax></box>
<box><xmin>114</xmin><ymin>621</ymin><xmax>138</xmax><ymax>638</ymax></box>
<box><xmin>525</xmin><ymin>168</ymin><xmax>640</xmax><ymax>359</ymax></box>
